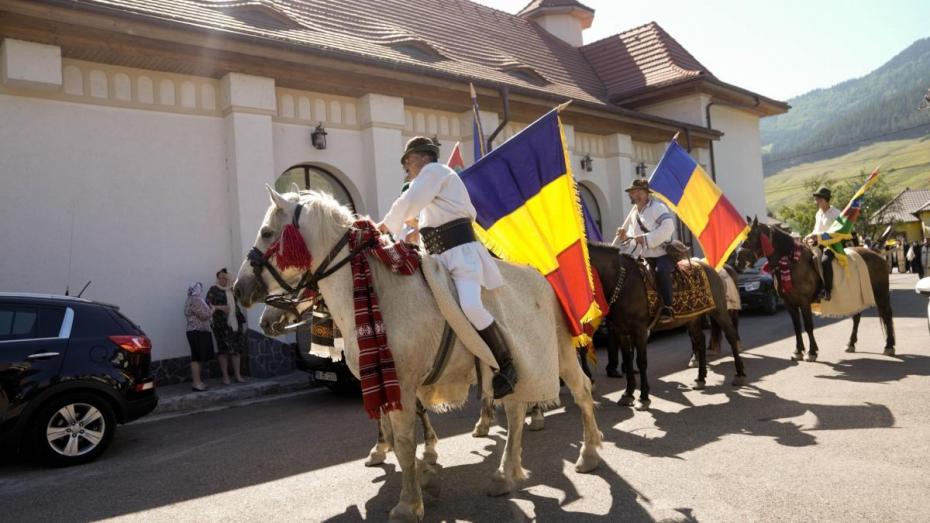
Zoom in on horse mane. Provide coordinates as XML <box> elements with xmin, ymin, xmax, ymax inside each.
<box><xmin>587</xmin><ymin>241</ymin><xmax>620</xmax><ymax>254</ymax></box>
<box><xmin>295</xmin><ymin>190</ymin><xmax>356</xmax><ymax>248</ymax></box>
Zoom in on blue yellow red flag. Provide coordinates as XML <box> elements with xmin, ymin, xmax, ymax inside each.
<box><xmin>459</xmin><ymin>108</ymin><xmax>600</xmax><ymax>347</ymax></box>
<box><xmin>649</xmin><ymin>141</ymin><xmax>748</xmax><ymax>270</ymax></box>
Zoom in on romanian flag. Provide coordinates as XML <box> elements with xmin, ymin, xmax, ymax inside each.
<box><xmin>649</xmin><ymin>141</ymin><xmax>748</xmax><ymax>270</ymax></box>
<box><xmin>459</xmin><ymin>108</ymin><xmax>600</xmax><ymax>347</ymax></box>
<box><xmin>818</xmin><ymin>167</ymin><xmax>880</xmax><ymax>267</ymax></box>
<box><xmin>447</xmin><ymin>142</ymin><xmax>466</xmax><ymax>173</ymax></box>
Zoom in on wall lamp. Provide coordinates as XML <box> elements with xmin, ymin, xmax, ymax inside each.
<box><xmin>311</xmin><ymin>123</ymin><xmax>328</xmax><ymax>150</ymax></box>
<box><xmin>580</xmin><ymin>154</ymin><xmax>593</xmax><ymax>172</ymax></box>
<box><xmin>635</xmin><ymin>161</ymin><xmax>648</xmax><ymax>178</ymax></box>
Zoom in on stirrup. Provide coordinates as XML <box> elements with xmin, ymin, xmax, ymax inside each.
<box><xmin>492</xmin><ymin>364</ymin><xmax>517</xmax><ymax>399</ymax></box>
<box><xmin>659</xmin><ymin>306</ymin><xmax>675</xmax><ymax>320</ymax></box>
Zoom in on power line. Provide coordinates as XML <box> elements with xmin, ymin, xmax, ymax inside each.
<box><xmin>763</xmin><ymin>120</ymin><xmax>930</xmax><ymax>167</ymax></box>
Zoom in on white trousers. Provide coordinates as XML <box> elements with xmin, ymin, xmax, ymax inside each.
<box><xmin>454</xmin><ymin>277</ymin><xmax>494</xmax><ymax>330</ymax></box>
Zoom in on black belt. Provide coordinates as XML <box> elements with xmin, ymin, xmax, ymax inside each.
<box><xmin>420</xmin><ymin>218</ymin><xmax>475</xmax><ymax>255</ymax></box>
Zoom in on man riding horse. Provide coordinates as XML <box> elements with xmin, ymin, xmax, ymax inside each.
<box><xmin>377</xmin><ymin>136</ymin><xmax>518</xmax><ymax>399</ymax></box>
<box><xmin>805</xmin><ymin>186</ymin><xmax>841</xmax><ymax>301</ymax></box>
<box><xmin>613</xmin><ymin>179</ymin><xmax>675</xmax><ymax>320</ymax></box>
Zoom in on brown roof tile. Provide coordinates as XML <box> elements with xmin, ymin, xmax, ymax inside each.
<box><xmin>517</xmin><ymin>0</ymin><xmax>594</xmax><ymax>17</ymax></box>
<box><xmin>873</xmin><ymin>188</ymin><xmax>930</xmax><ymax>224</ymax></box>
<box><xmin>580</xmin><ymin>22</ymin><xmax>714</xmax><ymax>102</ymax></box>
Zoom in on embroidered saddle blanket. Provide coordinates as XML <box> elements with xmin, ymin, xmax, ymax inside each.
<box><xmin>640</xmin><ymin>258</ymin><xmax>716</xmax><ymax>322</ymax></box>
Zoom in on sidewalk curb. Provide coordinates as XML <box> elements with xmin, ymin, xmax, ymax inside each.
<box><xmin>152</xmin><ymin>372</ymin><xmax>312</xmax><ymax>415</ymax></box>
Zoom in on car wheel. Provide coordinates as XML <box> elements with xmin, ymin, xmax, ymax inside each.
<box><xmin>763</xmin><ymin>291</ymin><xmax>778</xmax><ymax>315</ymax></box>
<box><xmin>31</xmin><ymin>393</ymin><xmax>117</xmax><ymax>467</ymax></box>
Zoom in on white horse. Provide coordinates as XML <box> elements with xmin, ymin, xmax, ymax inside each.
<box><xmin>236</xmin><ymin>188</ymin><xmax>601</xmax><ymax>522</ymax></box>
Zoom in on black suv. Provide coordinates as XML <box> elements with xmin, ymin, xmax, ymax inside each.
<box><xmin>0</xmin><ymin>293</ymin><xmax>158</xmax><ymax>466</ymax></box>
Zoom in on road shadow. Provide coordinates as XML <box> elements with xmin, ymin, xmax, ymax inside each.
<box><xmin>816</xmin><ymin>354</ymin><xmax>930</xmax><ymax>384</ymax></box>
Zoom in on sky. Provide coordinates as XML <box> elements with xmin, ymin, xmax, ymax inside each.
<box><xmin>471</xmin><ymin>0</ymin><xmax>930</xmax><ymax>101</ymax></box>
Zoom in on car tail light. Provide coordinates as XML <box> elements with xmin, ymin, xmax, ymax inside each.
<box><xmin>134</xmin><ymin>380</ymin><xmax>155</xmax><ymax>392</ymax></box>
<box><xmin>109</xmin><ymin>335</ymin><xmax>153</xmax><ymax>353</ymax></box>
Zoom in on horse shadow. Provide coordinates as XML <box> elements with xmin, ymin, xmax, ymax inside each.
<box><xmin>815</xmin><ymin>354</ymin><xmax>930</xmax><ymax>384</ymax></box>
<box><xmin>324</xmin><ymin>409</ymin><xmax>692</xmax><ymax>522</ymax></box>
<box><xmin>598</xmin><ymin>381</ymin><xmax>894</xmax><ymax>459</ymax></box>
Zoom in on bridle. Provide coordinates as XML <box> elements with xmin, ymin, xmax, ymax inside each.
<box><xmin>246</xmin><ymin>202</ymin><xmax>377</xmax><ymax>312</ymax></box>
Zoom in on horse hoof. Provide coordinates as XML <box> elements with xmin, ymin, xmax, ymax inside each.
<box><xmin>693</xmin><ymin>380</ymin><xmax>706</xmax><ymax>390</ymax></box>
<box><xmin>575</xmin><ymin>449</ymin><xmax>600</xmax><ymax>473</ymax></box>
<box><xmin>418</xmin><ymin>461</ymin><xmax>442</xmax><ymax>498</ymax></box>
<box><xmin>687</xmin><ymin>355</ymin><xmax>698</xmax><ymax>368</ymax></box>
<box><xmin>790</xmin><ymin>352</ymin><xmax>804</xmax><ymax>361</ymax></box>
<box><xmin>845</xmin><ymin>344</ymin><xmax>856</xmax><ymax>353</ymax></box>
<box><xmin>883</xmin><ymin>348</ymin><xmax>896</xmax><ymax>357</ymax></box>
<box><xmin>732</xmin><ymin>375</ymin><xmax>748</xmax><ymax>387</ymax></box>
<box><xmin>486</xmin><ymin>472</ymin><xmax>514</xmax><ymax>497</ymax></box>
<box><xmin>472</xmin><ymin>425</ymin><xmax>490</xmax><ymax>438</ymax></box>
<box><xmin>806</xmin><ymin>353</ymin><xmax>818</xmax><ymax>362</ymax></box>
<box><xmin>527</xmin><ymin>417</ymin><xmax>545</xmax><ymax>432</ymax></box>
<box><xmin>617</xmin><ymin>395</ymin><xmax>635</xmax><ymax>407</ymax></box>
<box><xmin>635</xmin><ymin>399</ymin><xmax>651</xmax><ymax>411</ymax></box>
<box><xmin>365</xmin><ymin>450</ymin><xmax>387</xmax><ymax>467</ymax></box>
<box><xmin>388</xmin><ymin>502</ymin><xmax>423</xmax><ymax>523</ymax></box>
<box><xmin>422</xmin><ymin>448</ymin><xmax>439</xmax><ymax>466</ymax></box>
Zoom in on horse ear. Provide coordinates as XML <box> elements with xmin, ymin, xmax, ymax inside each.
<box><xmin>745</xmin><ymin>215</ymin><xmax>752</xmax><ymax>225</ymax></box>
<box><xmin>289</xmin><ymin>182</ymin><xmax>301</xmax><ymax>194</ymax></box>
<box><xmin>752</xmin><ymin>215</ymin><xmax>758</xmax><ymax>226</ymax></box>
<box><xmin>266</xmin><ymin>184</ymin><xmax>292</xmax><ymax>210</ymax></box>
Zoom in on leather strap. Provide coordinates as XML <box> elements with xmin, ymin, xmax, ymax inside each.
<box><xmin>420</xmin><ymin>218</ymin><xmax>476</xmax><ymax>255</ymax></box>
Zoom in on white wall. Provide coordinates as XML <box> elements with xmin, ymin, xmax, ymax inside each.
<box><xmin>0</xmin><ymin>94</ymin><xmax>228</xmax><ymax>361</ymax></box>
<box><xmin>709</xmin><ymin>106</ymin><xmax>767</xmax><ymax>219</ymax></box>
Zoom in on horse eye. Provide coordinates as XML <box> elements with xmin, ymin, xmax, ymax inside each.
<box><xmin>261</xmin><ymin>228</ymin><xmax>274</xmax><ymax>240</ymax></box>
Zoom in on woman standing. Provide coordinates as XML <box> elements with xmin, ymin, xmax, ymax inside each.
<box><xmin>207</xmin><ymin>268</ymin><xmax>248</xmax><ymax>384</ymax></box>
<box><xmin>184</xmin><ymin>282</ymin><xmax>214</xmax><ymax>391</ymax></box>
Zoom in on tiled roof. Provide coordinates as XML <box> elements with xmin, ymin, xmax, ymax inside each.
<box><xmin>580</xmin><ymin>22</ymin><xmax>714</xmax><ymax>102</ymax></box>
<box><xmin>70</xmin><ymin>0</ymin><xmax>608</xmax><ymax>103</ymax></box>
<box><xmin>873</xmin><ymin>188</ymin><xmax>930</xmax><ymax>224</ymax></box>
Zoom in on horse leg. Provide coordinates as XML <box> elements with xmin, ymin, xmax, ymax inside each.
<box><xmin>417</xmin><ymin>400</ymin><xmax>439</xmax><ymax>466</ymax></box>
<box><xmin>387</xmin><ymin>405</ymin><xmax>424</xmax><ymax>523</ymax></box>
<box><xmin>713</xmin><ymin>309</ymin><xmax>747</xmax><ymax>386</ymax></box>
<box><xmin>786</xmin><ymin>304</ymin><xmax>805</xmax><ymax>360</ymax></box>
<box><xmin>801</xmin><ymin>304</ymin><xmax>819</xmax><ymax>362</ymax></box>
<box><xmin>709</xmin><ymin>315</ymin><xmax>722</xmax><ymax>354</ymax></box>
<box><xmin>606</xmin><ymin>326</ymin><xmax>621</xmax><ymax>377</ymax></box>
<box><xmin>846</xmin><ymin>314</ymin><xmax>861</xmax><ymax>353</ymax></box>
<box><xmin>527</xmin><ymin>403</ymin><xmax>546</xmax><ymax>432</ymax></box>
<box><xmin>488</xmin><ymin>399</ymin><xmax>526</xmax><ymax>496</ymax></box>
<box><xmin>558</xmin><ymin>347</ymin><xmax>602</xmax><ymax>473</ymax></box>
<box><xmin>472</xmin><ymin>364</ymin><xmax>496</xmax><ymax>438</ymax></box>
<box><xmin>633</xmin><ymin>329</ymin><xmax>650</xmax><ymax>410</ymax></box>
<box><xmin>687</xmin><ymin>320</ymin><xmax>708</xmax><ymax>390</ymax></box>
<box><xmin>617</xmin><ymin>333</ymin><xmax>636</xmax><ymax>406</ymax></box>
<box><xmin>578</xmin><ymin>349</ymin><xmax>592</xmax><ymax>379</ymax></box>
<box><xmin>874</xmin><ymin>284</ymin><xmax>896</xmax><ymax>355</ymax></box>
<box><xmin>366</xmin><ymin>415</ymin><xmax>394</xmax><ymax>466</ymax></box>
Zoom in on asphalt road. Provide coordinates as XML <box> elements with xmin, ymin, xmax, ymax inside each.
<box><xmin>2</xmin><ymin>274</ymin><xmax>929</xmax><ymax>522</ymax></box>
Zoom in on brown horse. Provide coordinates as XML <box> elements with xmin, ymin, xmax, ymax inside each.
<box><xmin>743</xmin><ymin>218</ymin><xmax>895</xmax><ymax>360</ymax></box>
<box><xmin>588</xmin><ymin>243</ymin><xmax>747</xmax><ymax>410</ymax></box>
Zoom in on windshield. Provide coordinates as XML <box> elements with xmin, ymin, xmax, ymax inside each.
<box><xmin>744</xmin><ymin>257</ymin><xmax>768</xmax><ymax>274</ymax></box>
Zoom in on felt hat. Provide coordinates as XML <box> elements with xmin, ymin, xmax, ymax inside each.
<box><xmin>625</xmin><ymin>179</ymin><xmax>652</xmax><ymax>193</ymax></box>
<box><xmin>400</xmin><ymin>136</ymin><xmax>440</xmax><ymax>165</ymax></box>
<box><xmin>812</xmin><ymin>186</ymin><xmax>832</xmax><ymax>200</ymax></box>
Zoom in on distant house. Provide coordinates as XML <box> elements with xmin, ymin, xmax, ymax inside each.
<box><xmin>872</xmin><ymin>188</ymin><xmax>930</xmax><ymax>242</ymax></box>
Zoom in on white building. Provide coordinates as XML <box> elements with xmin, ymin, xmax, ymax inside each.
<box><xmin>0</xmin><ymin>0</ymin><xmax>787</xmax><ymax>382</ymax></box>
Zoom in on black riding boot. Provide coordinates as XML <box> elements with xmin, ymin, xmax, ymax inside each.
<box><xmin>821</xmin><ymin>250</ymin><xmax>835</xmax><ymax>300</ymax></box>
<box><xmin>478</xmin><ymin>321</ymin><xmax>518</xmax><ymax>399</ymax></box>
<box><xmin>657</xmin><ymin>270</ymin><xmax>675</xmax><ymax>319</ymax></box>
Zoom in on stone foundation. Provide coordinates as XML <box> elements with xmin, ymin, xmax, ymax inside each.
<box><xmin>150</xmin><ymin>329</ymin><xmax>296</xmax><ymax>385</ymax></box>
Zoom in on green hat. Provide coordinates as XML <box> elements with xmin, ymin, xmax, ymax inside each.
<box><xmin>812</xmin><ymin>186</ymin><xmax>832</xmax><ymax>200</ymax></box>
<box><xmin>625</xmin><ymin>179</ymin><xmax>652</xmax><ymax>193</ymax></box>
<box><xmin>400</xmin><ymin>136</ymin><xmax>440</xmax><ymax>165</ymax></box>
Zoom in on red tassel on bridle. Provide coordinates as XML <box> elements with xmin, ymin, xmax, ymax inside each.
<box><xmin>273</xmin><ymin>223</ymin><xmax>313</xmax><ymax>270</ymax></box>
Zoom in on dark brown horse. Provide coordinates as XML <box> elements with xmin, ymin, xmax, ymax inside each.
<box><xmin>588</xmin><ymin>243</ymin><xmax>747</xmax><ymax>410</ymax></box>
<box><xmin>743</xmin><ymin>218</ymin><xmax>895</xmax><ymax>360</ymax></box>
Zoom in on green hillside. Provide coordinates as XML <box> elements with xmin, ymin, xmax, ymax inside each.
<box><xmin>764</xmin><ymin>135</ymin><xmax>930</xmax><ymax>213</ymax></box>
<box><xmin>761</xmin><ymin>38</ymin><xmax>930</xmax><ymax>175</ymax></box>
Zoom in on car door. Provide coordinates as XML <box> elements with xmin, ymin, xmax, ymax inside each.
<box><xmin>0</xmin><ymin>303</ymin><xmax>71</xmax><ymax>429</ymax></box>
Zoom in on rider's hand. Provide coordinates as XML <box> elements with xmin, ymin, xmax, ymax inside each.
<box><xmin>616</xmin><ymin>228</ymin><xmax>628</xmax><ymax>241</ymax></box>
<box><xmin>377</xmin><ymin>222</ymin><xmax>391</xmax><ymax>234</ymax></box>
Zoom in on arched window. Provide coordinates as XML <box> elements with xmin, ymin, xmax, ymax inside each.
<box><xmin>276</xmin><ymin>165</ymin><xmax>355</xmax><ymax>212</ymax></box>
<box><xmin>578</xmin><ymin>183</ymin><xmax>602</xmax><ymax>237</ymax></box>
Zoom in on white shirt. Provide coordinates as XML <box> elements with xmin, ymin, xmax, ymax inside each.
<box><xmin>812</xmin><ymin>206</ymin><xmax>842</xmax><ymax>235</ymax></box>
<box><xmin>614</xmin><ymin>198</ymin><xmax>676</xmax><ymax>258</ymax></box>
<box><xmin>382</xmin><ymin>162</ymin><xmax>503</xmax><ymax>289</ymax></box>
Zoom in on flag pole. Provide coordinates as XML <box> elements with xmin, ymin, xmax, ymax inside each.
<box><xmin>671</xmin><ymin>131</ymin><xmax>681</xmax><ymax>143</ymax></box>
<box><xmin>556</xmin><ymin>100</ymin><xmax>572</xmax><ymax>113</ymax></box>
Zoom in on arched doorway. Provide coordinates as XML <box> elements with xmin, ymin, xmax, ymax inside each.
<box><xmin>275</xmin><ymin>164</ymin><xmax>355</xmax><ymax>211</ymax></box>
<box><xmin>578</xmin><ymin>183</ymin><xmax>602</xmax><ymax>238</ymax></box>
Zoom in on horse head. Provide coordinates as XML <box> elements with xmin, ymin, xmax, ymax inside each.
<box><xmin>743</xmin><ymin>215</ymin><xmax>769</xmax><ymax>258</ymax></box>
<box><xmin>234</xmin><ymin>184</ymin><xmax>354</xmax><ymax>308</ymax></box>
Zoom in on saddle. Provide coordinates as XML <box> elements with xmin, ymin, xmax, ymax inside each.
<box><xmin>637</xmin><ymin>258</ymin><xmax>716</xmax><ymax>323</ymax></box>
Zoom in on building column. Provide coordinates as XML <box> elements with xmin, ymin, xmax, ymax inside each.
<box><xmin>359</xmin><ymin>94</ymin><xmax>406</xmax><ymax>217</ymax></box>
<box><xmin>603</xmin><ymin>133</ymin><xmax>635</xmax><ymax>236</ymax></box>
<box><xmin>220</xmin><ymin>72</ymin><xmax>277</xmax><ymax>268</ymax></box>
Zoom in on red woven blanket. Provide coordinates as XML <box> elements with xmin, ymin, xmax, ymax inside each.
<box><xmin>763</xmin><ymin>243</ymin><xmax>801</xmax><ymax>294</ymax></box>
<box><xmin>348</xmin><ymin>220</ymin><xmax>420</xmax><ymax>419</ymax></box>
